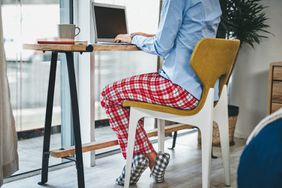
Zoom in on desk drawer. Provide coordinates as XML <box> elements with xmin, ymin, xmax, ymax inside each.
<box><xmin>272</xmin><ymin>81</ymin><xmax>282</xmax><ymax>103</ymax></box>
<box><xmin>271</xmin><ymin>103</ymin><xmax>282</xmax><ymax>113</ymax></box>
<box><xmin>273</xmin><ymin>66</ymin><xmax>282</xmax><ymax>80</ymax></box>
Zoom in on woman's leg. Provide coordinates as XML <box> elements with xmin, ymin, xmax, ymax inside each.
<box><xmin>101</xmin><ymin>101</ymin><xmax>155</xmax><ymax>158</ymax></box>
<box><xmin>101</xmin><ymin>72</ymin><xmax>198</xmax><ymax>159</ymax></box>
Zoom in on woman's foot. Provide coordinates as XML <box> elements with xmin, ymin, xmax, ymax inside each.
<box><xmin>116</xmin><ymin>154</ymin><xmax>149</xmax><ymax>186</ymax></box>
<box><xmin>145</xmin><ymin>151</ymin><xmax>158</xmax><ymax>169</ymax></box>
<box><xmin>150</xmin><ymin>152</ymin><xmax>170</xmax><ymax>183</ymax></box>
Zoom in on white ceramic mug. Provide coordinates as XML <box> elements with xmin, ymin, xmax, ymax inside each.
<box><xmin>58</xmin><ymin>24</ymin><xmax>80</xmax><ymax>39</ymax></box>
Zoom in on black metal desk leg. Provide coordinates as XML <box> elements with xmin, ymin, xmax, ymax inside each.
<box><xmin>65</xmin><ymin>52</ymin><xmax>85</xmax><ymax>188</ymax></box>
<box><xmin>169</xmin><ymin>131</ymin><xmax>178</xmax><ymax>150</ymax></box>
<box><xmin>38</xmin><ymin>52</ymin><xmax>58</xmax><ymax>185</ymax></box>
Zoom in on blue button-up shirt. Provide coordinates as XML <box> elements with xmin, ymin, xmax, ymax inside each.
<box><xmin>132</xmin><ymin>0</ymin><xmax>222</xmax><ymax>100</ymax></box>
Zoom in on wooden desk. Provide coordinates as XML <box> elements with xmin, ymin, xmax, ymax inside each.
<box><xmin>23</xmin><ymin>43</ymin><xmax>139</xmax><ymax>52</ymax></box>
<box><xmin>23</xmin><ymin>43</ymin><xmax>139</xmax><ymax>188</ymax></box>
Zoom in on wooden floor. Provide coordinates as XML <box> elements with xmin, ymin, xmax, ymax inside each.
<box><xmin>4</xmin><ymin>131</ymin><xmax>245</xmax><ymax>188</ymax></box>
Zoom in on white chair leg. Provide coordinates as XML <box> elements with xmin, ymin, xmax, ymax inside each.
<box><xmin>217</xmin><ymin>112</ymin><xmax>230</xmax><ymax>186</ymax></box>
<box><xmin>200</xmin><ymin>119</ymin><xmax>213</xmax><ymax>188</ymax></box>
<box><xmin>124</xmin><ymin>109</ymin><xmax>141</xmax><ymax>188</ymax></box>
<box><xmin>157</xmin><ymin>119</ymin><xmax>165</xmax><ymax>152</ymax></box>
<box><xmin>214</xmin><ymin>85</ymin><xmax>230</xmax><ymax>186</ymax></box>
<box><xmin>218</xmin><ymin>119</ymin><xmax>230</xmax><ymax>186</ymax></box>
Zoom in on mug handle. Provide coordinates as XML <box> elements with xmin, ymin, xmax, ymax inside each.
<box><xmin>75</xmin><ymin>26</ymin><xmax>81</xmax><ymax>37</ymax></box>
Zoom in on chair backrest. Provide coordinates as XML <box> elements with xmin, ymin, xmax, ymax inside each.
<box><xmin>190</xmin><ymin>38</ymin><xmax>240</xmax><ymax>112</ymax></box>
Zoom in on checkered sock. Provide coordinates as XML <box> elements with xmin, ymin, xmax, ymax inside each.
<box><xmin>116</xmin><ymin>154</ymin><xmax>149</xmax><ymax>186</ymax></box>
<box><xmin>151</xmin><ymin>152</ymin><xmax>170</xmax><ymax>183</ymax></box>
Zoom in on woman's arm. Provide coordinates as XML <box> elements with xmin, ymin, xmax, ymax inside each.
<box><xmin>114</xmin><ymin>33</ymin><xmax>155</xmax><ymax>43</ymax></box>
<box><xmin>131</xmin><ymin>32</ymin><xmax>155</xmax><ymax>38</ymax></box>
<box><xmin>114</xmin><ymin>0</ymin><xmax>185</xmax><ymax>57</ymax></box>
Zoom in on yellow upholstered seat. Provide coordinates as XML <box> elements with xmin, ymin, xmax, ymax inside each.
<box><xmin>123</xmin><ymin>38</ymin><xmax>240</xmax><ymax>188</ymax></box>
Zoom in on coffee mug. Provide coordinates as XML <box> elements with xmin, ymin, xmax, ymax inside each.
<box><xmin>58</xmin><ymin>24</ymin><xmax>80</xmax><ymax>39</ymax></box>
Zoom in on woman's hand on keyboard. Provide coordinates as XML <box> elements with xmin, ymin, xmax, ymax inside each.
<box><xmin>114</xmin><ymin>34</ymin><xmax>132</xmax><ymax>43</ymax></box>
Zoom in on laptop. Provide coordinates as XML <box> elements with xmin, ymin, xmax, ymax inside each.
<box><xmin>92</xmin><ymin>3</ymin><xmax>130</xmax><ymax>45</ymax></box>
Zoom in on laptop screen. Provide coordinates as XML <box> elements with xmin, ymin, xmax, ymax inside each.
<box><xmin>94</xmin><ymin>5</ymin><xmax>127</xmax><ymax>40</ymax></box>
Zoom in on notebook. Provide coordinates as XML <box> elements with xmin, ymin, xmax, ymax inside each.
<box><xmin>37</xmin><ymin>39</ymin><xmax>87</xmax><ymax>45</ymax></box>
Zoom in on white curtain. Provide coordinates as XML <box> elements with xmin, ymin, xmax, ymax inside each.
<box><xmin>0</xmin><ymin>4</ymin><xmax>19</xmax><ymax>187</ymax></box>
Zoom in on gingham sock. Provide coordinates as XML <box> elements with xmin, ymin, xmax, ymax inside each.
<box><xmin>151</xmin><ymin>152</ymin><xmax>170</xmax><ymax>183</ymax></box>
<box><xmin>116</xmin><ymin>154</ymin><xmax>149</xmax><ymax>186</ymax></box>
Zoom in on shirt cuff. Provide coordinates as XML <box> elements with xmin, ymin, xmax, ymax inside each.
<box><xmin>130</xmin><ymin>35</ymin><xmax>158</xmax><ymax>56</ymax></box>
<box><xmin>131</xmin><ymin>35</ymin><xmax>144</xmax><ymax>46</ymax></box>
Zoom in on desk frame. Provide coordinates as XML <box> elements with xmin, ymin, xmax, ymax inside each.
<box><xmin>38</xmin><ymin>51</ymin><xmax>87</xmax><ymax>188</ymax></box>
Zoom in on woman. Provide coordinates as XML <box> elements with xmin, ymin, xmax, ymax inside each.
<box><xmin>101</xmin><ymin>0</ymin><xmax>222</xmax><ymax>185</ymax></box>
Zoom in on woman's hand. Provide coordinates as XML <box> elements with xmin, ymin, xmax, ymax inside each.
<box><xmin>114</xmin><ymin>34</ymin><xmax>132</xmax><ymax>43</ymax></box>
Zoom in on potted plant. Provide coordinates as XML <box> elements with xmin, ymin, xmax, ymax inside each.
<box><xmin>217</xmin><ymin>0</ymin><xmax>271</xmax><ymax>47</ymax></box>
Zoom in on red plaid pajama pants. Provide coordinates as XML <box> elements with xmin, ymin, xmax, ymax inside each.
<box><xmin>101</xmin><ymin>72</ymin><xmax>198</xmax><ymax>158</ymax></box>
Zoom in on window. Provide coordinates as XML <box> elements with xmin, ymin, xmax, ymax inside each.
<box><xmin>2</xmin><ymin>0</ymin><xmax>160</xmax><ymax>175</ymax></box>
<box><xmin>2</xmin><ymin>0</ymin><xmax>69</xmax><ymax>174</ymax></box>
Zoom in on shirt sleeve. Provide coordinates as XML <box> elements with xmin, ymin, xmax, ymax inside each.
<box><xmin>131</xmin><ymin>0</ymin><xmax>185</xmax><ymax>57</ymax></box>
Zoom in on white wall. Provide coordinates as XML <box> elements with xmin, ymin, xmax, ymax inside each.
<box><xmin>76</xmin><ymin>0</ymin><xmax>95</xmax><ymax>167</ymax></box>
<box><xmin>230</xmin><ymin>0</ymin><xmax>282</xmax><ymax>138</ymax></box>
<box><xmin>125</xmin><ymin>0</ymin><xmax>159</xmax><ymax>34</ymax></box>
<box><xmin>94</xmin><ymin>0</ymin><xmax>160</xmax><ymax>33</ymax></box>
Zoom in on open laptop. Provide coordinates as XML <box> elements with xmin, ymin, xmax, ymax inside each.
<box><xmin>92</xmin><ymin>3</ymin><xmax>129</xmax><ymax>45</ymax></box>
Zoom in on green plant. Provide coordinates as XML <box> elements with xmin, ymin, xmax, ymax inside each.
<box><xmin>217</xmin><ymin>0</ymin><xmax>271</xmax><ymax>48</ymax></box>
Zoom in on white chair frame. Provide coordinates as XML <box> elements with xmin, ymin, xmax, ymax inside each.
<box><xmin>124</xmin><ymin>85</ymin><xmax>230</xmax><ymax>188</ymax></box>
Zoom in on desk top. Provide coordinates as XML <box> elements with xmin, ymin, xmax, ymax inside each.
<box><xmin>23</xmin><ymin>43</ymin><xmax>139</xmax><ymax>52</ymax></box>
<box><xmin>270</xmin><ymin>62</ymin><xmax>282</xmax><ymax>67</ymax></box>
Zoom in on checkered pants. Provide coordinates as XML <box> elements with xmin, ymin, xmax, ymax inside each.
<box><xmin>101</xmin><ymin>72</ymin><xmax>198</xmax><ymax>158</ymax></box>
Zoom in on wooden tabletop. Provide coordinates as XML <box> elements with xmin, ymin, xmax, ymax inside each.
<box><xmin>93</xmin><ymin>44</ymin><xmax>139</xmax><ymax>51</ymax></box>
<box><xmin>23</xmin><ymin>43</ymin><xmax>139</xmax><ymax>52</ymax></box>
<box><xmin>270</xmin><ymin>61</ymin><xmax>282</xmax><ymax>66</ymax></box>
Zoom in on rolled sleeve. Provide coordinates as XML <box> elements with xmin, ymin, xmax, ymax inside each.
<box><xmin>131</xmin><ymin>35</ymin><xmax>159</xmax><ymax>55</ymax></box>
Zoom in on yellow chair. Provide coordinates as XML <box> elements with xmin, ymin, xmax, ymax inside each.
<box><xmin>123</xmin><ymin>38</ymin><xmax>240</xmax><ymax>188</ymax></box>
